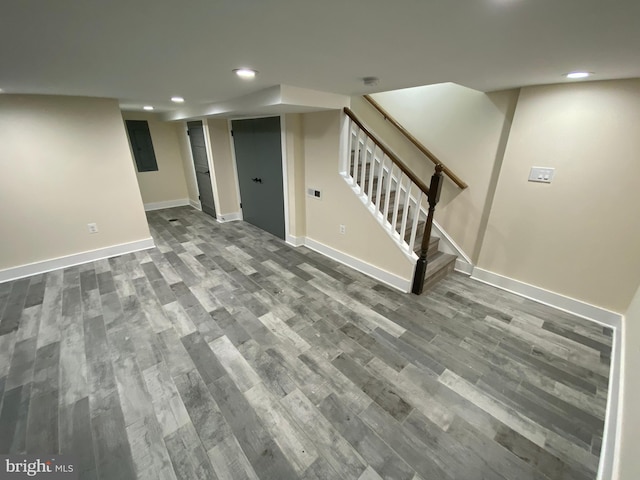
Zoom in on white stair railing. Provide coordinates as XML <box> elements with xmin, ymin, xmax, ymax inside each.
<box><xmin>341</xmin><ymin>112</ymin><xmax>429</xmax><ymax>260</ymax></box>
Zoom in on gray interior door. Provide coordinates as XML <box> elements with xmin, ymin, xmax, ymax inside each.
<box><xmin>187</xmin><ymin>121</ymin><xmax>216</xmax><ymax>218</ymax></box>
<box><xmin>232</xmin><ymin>117</ymin><xmax>285</xmax><ymax>240</ymax></box>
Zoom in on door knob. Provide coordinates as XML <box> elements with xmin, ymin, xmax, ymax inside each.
<box><xmin>252</xmin><ymin>177</ymin><xmax>262</xmax><ymax>183</ymax></box>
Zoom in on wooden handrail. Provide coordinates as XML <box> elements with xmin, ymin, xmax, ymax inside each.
<box><xmin>343</xmin><ymin>107</ymin><xmax>430</xmax><ymax>195</ymax></box>
<box><xmin>363</xmin><ymin>95</ymin><xmax>468</xmax><ymax>190</ymax></box>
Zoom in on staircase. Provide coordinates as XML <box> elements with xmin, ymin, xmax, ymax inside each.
<box><xmin>342</xmin><ymin>109</ymin><xmax>457</xmax><ymax>293</ymax></box>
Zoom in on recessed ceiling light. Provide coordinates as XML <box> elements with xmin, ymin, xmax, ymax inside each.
<box><xmin>171</xmin><ymin>96</ymin><xmax>185</xmax><ymax>103</ymax></box>
<box><xmin>233</xmin><ymin>68</ymin><xmax>258</xmax><ymax>79</ymax></box>
<box><xmin>143</xmin><ymin>105</ymin><xmax>154</xmax><ymax>111</ymax></box>
<box><xmin>565</xmin><ymin>72</ymin><xmax>592</xmax><ymax>79</ymax></box>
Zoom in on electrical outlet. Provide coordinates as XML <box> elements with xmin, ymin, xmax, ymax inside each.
<box><xmin>87</xmin><ymin>223</ymin><xmax>98</xmax><ymax>234</ymax></box>
<box><xmin>339</xmin><ymin>224</ymin><xmax>346</xmax><ymax>235</ymax></box>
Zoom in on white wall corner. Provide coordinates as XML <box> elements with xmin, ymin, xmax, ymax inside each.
<box><xmin>0</xmin><ymin>237</ymin><xmax>155</xmax><ymax>284</ymax></box>
<box><xmin>144</xmin><ymin>198</ymin><xmax>190</xmax><ymax>211</ymax></box>
<box><xmin>189</xmin><ymin>199</ymin><xmax>202</xmax><ymax>211</ymax></box>
<box><xmin>597</xmin><ymin>321</ymin><xmax>622</xmax><ymax>480</ymax></box>
<box><xmin>304</xmin><ymin>237</ymin><xmax>412</xmax><ymax>292</ymax></box>
<box><xmin>286</xmin><ymin>235</ymin><xmax>305</xmax><ymax>247</ymax></box>
<box><xmin>454</xmin><ymin>258</ymin><xmax>474</xmax><ymax>275</ymax></box>
<box><xmin>610</xmin><ymin>316</ymin><xmax>625</xmax><ymax>480</ymax></box>
<box><xmin>216</xmin><ymin>211</ymin><xmax>243</xmax><ymax>223</ymax></box>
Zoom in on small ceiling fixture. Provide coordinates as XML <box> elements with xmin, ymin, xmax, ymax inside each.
<box><xmin>565</xmin><ymin>72</ymin><xmax>592</xmax><ymax>79</ymax></box>
<box><xmin>171</xmin><ymin>96</ymin><xmax>185</xmax><ymax>103</ymax></box>
<box><xmin>363</xmin><ymin>76</ymin><xmax>379</xmax><ymax>87</ymax></box>
<box><xmin>143</xmin><ymin>105</ymin><xmax>154</xmax><ymax>111</ymax></box>
<box><xmin>233</xmin><ymin>68</ymin><xmax>258</xmax><ymax>79</ymax></box>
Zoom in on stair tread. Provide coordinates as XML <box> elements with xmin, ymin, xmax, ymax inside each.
<box><xmin>424</xmin><ymin>251</ymin><xmax>457</xmax><ymax>275</ymax></box>
<box><xmin>413</xmin><ymin>236</ymin><xmax>440</xmax><ymax>256</ymax></box>
<box><xmin>351</xmin><ymin>154</ymin><xmax>455</xmax><ymax>292</ymax></box>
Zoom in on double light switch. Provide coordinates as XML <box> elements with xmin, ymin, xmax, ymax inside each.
<box><xmin>528</xmin><ymin>167</ymin><xmax>555</xmax><ymax>183</ymax></box>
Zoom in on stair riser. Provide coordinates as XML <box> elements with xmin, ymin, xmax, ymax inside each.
<box><xmin>421</xmin><ymin>258</ymin><xmax>456</xmax><ymax>293</ymax></box>
<box><xmin>350</xmin><ymin>155</ymin><xmax>455</xmax><ymax>293</ymax></box>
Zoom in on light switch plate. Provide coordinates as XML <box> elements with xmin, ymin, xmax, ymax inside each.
<box><xmin>307</xmin><ymin>187</ymin><xmax>321</xmax><ymax>199</ymax></box>
<box><xmin>528</xmin><ymin>167</ymin><xmax>555</xmax><ymax>184</ymax></box>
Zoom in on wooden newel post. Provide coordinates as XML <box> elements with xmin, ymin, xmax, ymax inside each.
<box><xmin>411</xmin><ymin>164</ymin><xmax>444</xmax><ymax>294</ymax></box>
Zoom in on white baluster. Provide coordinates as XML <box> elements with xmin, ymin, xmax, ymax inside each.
<box><xmin>391</xmin><ymin>171</ymin><xmax>403</xmax><ymax>235</ymax></box>
<box><xmin>408</xmin><ymin>190</ymin><xmax>423</xmax><ymax>253</ymax></box>
<box><xmin>349</xmin><ymin>125</ymin><xmax>359</xmax><ymax>180</ymax></box>
<box><xmin>382</xmin><ymin>161</ymin><xmax>394</xmax><ymax>225</ymax></box>
<box><xmin>399</xmin><ymin>179</ymin><xmax>412</xmax><ymax>247</ymax></box>
<box><xmin>374</xmin><ymin>149</ymin><xmax>385</xmax><ymax>212</ymax></box>
<box><xmin>359</xmin><ymin>136</ymin><xmax>369</xmax><ymax>193</ymax></box>
<box><xmin>352</xmin><ymin>128</ymin><xmax>362</xmax><ymax>184</ymax></box>
<box><xmin>367</xmin><ymin>145</ymin><xmax>378</xmax><ymax>203</ymax></box>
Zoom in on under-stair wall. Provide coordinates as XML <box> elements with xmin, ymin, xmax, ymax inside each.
<box><xmin>301</xmin><ymin>110</ymin><xmax>415</xmax><ymax>290</ymax></box>
<box><xmin>350</xmin><ymin>85</ymin><xmax>519</xmax><ymax>263</ymax></box>
<box><xmin>341</xmin><ymin>108</ymin><xmax>458</xmax><ymax>292</ymax></box>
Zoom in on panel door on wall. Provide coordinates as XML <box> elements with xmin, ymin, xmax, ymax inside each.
<box><xmin>231</xmin><ymin>116</ymin><xmax>285</xmax><ymax>240</ymax></box>
<box><xmin>187</xmin><ymin>121</ymin><xmax>216</xmax><ymax>218</ymax></box>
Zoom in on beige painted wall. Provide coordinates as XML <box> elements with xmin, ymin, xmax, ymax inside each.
<box><xmin>0</xmin><ymin>95</ymin><xmax>150</xmax><ymax>270</ymax></box>
<box><xmin>284</xmin><ymin>113</ymin><xmax>306</xmax><ymax>238</ymax></box>
<box><xmin>122</xmin><ymin>112</ymin><xmax>189</xmax><ymax>205</ymax></box>
<box><xmin>303</xmin><ymin>110</ymin><xmax>414</xmax><ymax>279</ymax></box>
<box><xmin>205</xmin><ymin>119</ymin><xmax>241</xmax><ymax>216</ymax></box>
<box><xmin>615</xmin><ymin>285</ymin><xmax>640</xmax><ymax>479</ymax></box>
<box><xmin>354</xmin><ymin>84</ymin><xmax>519</xmax><ymax>261</ymax></box>
<box><xmin>175</xmin><ymin>122</ymin><xmax>200</xmax><ymax>205</ymax></box>
<box><xmin>478</xmin><ymin>79</ymin><xmax>640</xmax><ymax>313</ymax></box>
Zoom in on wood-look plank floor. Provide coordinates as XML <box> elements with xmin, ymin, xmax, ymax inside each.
<box><xmin>0</xmin><ymin>207</ymin><xmax>612</xmax><ymax>480</ymax></box>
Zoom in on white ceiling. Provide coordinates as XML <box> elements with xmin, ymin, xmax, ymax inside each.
<box><xmin>1</xmin><ymin>0</ymin><xmax>639</xmax><ymax>113</ymax></box>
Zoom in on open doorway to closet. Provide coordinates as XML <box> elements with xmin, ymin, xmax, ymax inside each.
<box><xmin>187</xmin><ymin>121</ymin><xmax>216</xmax><ymax>218</ymax></box>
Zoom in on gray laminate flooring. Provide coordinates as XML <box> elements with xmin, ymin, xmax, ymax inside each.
<box><xmin>0</xmin><ymin>207</ymin><xmax>612</xmax><ymax>480</ymax></box>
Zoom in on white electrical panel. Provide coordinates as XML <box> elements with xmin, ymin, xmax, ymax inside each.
<box><xmin>528</xmin><ymin>167</ymin><xmax>555</xmax><ymax>184</ymax></box>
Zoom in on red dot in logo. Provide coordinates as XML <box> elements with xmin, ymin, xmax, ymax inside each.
<box><xmin>46</xmin><ymin>461</ymin><xmax>52</xmax><ymax>465</ymax></box>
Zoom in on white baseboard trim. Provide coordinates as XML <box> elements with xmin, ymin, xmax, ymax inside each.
<box><xmin>432</xmin><ymin>220</ymin><xmax>473</xmax><ymax>264</ymax></box>
<box><xmin>189</xmin><ymin>199</ymin><xmax>202</xmax><ymax>211</ymax></box>
<box><xmin>0</xmin><ymin>237</ymin><xmax>155</xmax><ymax>283</ymax></box>
<box><xmin>217</xmin><ymin>212</ymin><xmax>243</xmax><ymax>223</ymax></box>
<box><xmin>286</xmin><ymin>235</ymin><xmax>305</xmax><ymax>247</ymax></box>
<box><xmin>144</xmin><ymin>198</ymin><xmax>190</xmax><ymax>211</ymax></box>
<box><xmin>304</xmin><ymin>237</ymin><xmax>412</xmax><ymax>292</ymax></box>
<box><xmin>470</xmin><ymin>267</ymin><xmax>622</xmax><ymax>328</ymax></box>
<box><xmin>455</xmin><ymin>258</ymin><xmax>474</xmax><ymax>275</ymax></box>
<box><xmin>468</xmin><ymin>266</ymin><xmax>622</xmax><ymax>480</ymax></box>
